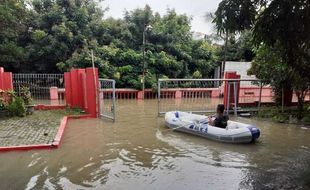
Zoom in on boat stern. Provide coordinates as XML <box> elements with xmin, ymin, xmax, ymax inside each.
<box><xmin>247</xmin><ymin>126</ymin><xmax>260</xmax><ymax>142</ymax></box>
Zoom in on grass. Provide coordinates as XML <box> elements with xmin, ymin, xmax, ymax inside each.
<box><xmin>256</xmin><ymin>105</ymin><xmax>310</xmax><ymax>125</ymax></box>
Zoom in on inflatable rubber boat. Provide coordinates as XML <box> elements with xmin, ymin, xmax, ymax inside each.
<box><xmin>165</xmin><ymin>111</ymin><xmax>260</xmax><ymax>143</ymax></box>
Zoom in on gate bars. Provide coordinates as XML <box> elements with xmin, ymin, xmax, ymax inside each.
<box><xmin>13</xmin><ymin>73</ymin><xmax>65</xmax><ymax>104</ymax></box>
<box><xmin>157</xmin><ymin>78</ymin><xmax>264</xmax><ymax>116</ymax></box>
<box><xmin>98</xmin><ymin>79</ymin><xmax>116</xmax><ymax>121</ymax></box>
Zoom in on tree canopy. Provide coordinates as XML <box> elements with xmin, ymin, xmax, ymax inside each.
<box><xmin>0</xmin><ymin>0</ymin><xmax>28</xmax><ymax>71</ymax></box>
<box><xmin>214</xmin><ymin>0</ymin><xmax>310</xmax><ymax>116</ymax></box>
<box><xmin>0</xmin><ymin>0</ymin><xmax>218</xmax><ymax>89</ymax></box>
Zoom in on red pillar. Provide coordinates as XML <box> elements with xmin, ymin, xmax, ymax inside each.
<box><xmin>85</xmin><ymin>68</ymin><xmax>98</xmax><ymax>117</ymax></box>
<box><xmin>64</xmin><ymin>72</ymin><xmax>72</xmax><ymax>107</ymax></box>
<box><xmin>64</xmin><ymin>68</ymin><xmax>99</xmax><ymax>118</ymax></box>
<box><xmin>0</xmin><ymin>67</ymin><xmax>13</xmax><ymax>90</ymax></box>
<box><xmin>223</xmin><ymin>72</ymin><xmax>240</xmax><ymax>109</ymax></box>
<box><xmin>0</xmin><ymin>67</ymin><xmax>3</xmax><ymax>89</ymax></box>
<box><xmin>67</xmin><ymin>69</ymin><xmax>86</xmax><ymax>108</ymax></box>
<box><xmin>70</xmin><ymin>69</ymin><xmax>79</xmax><ymax>107</ymax></box>
<box><xmin>80</xmin><ymin>72</ymin><xmax>87</xmax><ymax>109</ymax></box>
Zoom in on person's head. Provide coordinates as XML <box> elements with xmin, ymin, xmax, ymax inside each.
<box><xmin>217</xmin><ymin>104</ymin><xmax>225</xmax><ymax>114</ymax></box>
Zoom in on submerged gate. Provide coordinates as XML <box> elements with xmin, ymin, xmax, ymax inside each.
<box><xmin>157</xmin><ymin>78</ymin><xmax>264</xmax><ymax>116</ymax></box>
<box><xmin>98</xmin><ymin>79</ymin><xmax>116</xmax><ymax>121</ymax></box>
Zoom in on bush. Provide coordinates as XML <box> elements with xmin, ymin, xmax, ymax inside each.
<box><xmin>6</xmin><ymin>97</ymin><xmax>26</xmax><ymax>117</ymax></box>
<box><xmin>20</xmin><ymin>86</ymin><xmax>33</xmax><ymax>105</ymax></box>
<box><xmin>0</xmin><ymin>98</ymin><xmax>4</xmax><ymax>110</ymax></box>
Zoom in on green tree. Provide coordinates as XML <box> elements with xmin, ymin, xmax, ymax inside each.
<box><xmin>212</xmin><ymin>0</ymin><xmax>256</xmax><ymax>76</ymax></box>
<box><xmin>252</xmin><ymin>0</ymin><xmax>310</xmax><ymax>116</ymax></box>
<box><xmin>1</xmin><ymin>2</ymin><xmax>218</xmax><ymax>89</ymax></box>
<box><xmin>217</xmin><ymin>30</ymin><xmax>255</xmax><ymax>62</ymax></box>
<box><xmin>24</xmin><ymin>0</ymin><xmax>105</xmax><ymax>73</ymax></box>
<box><xmin>0</xmin><ymin>0</ymin><xmax>28</xmax><ymax>72</ymax></box>
<box><xmin>248</xmin><ymin>44</ymin><xmax>294</xmax><ymax>105</ymax></box>
<box><xmin>214</xmin><ymin>0</ymin><xmax>310</xmax><ymax>117</ymax></box>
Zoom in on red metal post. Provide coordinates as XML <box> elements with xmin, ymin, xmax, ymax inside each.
<box><xmin>223</xmin><ymin>72</ymin><xmax>241</xmax><ymax>109</ymax></box>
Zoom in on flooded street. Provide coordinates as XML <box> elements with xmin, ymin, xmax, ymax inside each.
<box><xmin>0</xmin><ymin>100</ymin><xmax>310</xmax><ymax>190</ymax></box>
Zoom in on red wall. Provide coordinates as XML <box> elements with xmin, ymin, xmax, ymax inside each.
<box><xmin>0</xmin><ymin>67</ymin><xmax>13</xmax><ymax>90</ymax></box>
<box><xmin>239</xmin><ymin>86</ymin><xmax>274</xmax><ymax>97</ymax></box>
<box><xmin>65</xmin><ymin>68</ymin><xmax>99</xmax><ymax>118</ymax></box>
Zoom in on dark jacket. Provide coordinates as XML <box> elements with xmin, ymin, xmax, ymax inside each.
<box><xmin>213</xmin><ymin>114</ymin><xmax>229</xmax><ymax>128</ymax></box>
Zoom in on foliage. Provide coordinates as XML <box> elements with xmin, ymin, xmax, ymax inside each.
<box><xmin>20</xmin><ymin>86</ymin><xmax>33</xmax><ymax>105</ymax></box>
<box><xmin>56</xmin><ymin>5</ymin><xmax>217</xmax><ymax>88</ymax></box>
<box><xmin>0</xmin><ymin>90</ymin><xmax>31</xmax><ymax>117</ymax></box>
<box><xmin>0</xmin><ymin>97</ymin><xmax>4</xmax><ymax>110</ymax></box>
<box><xmin>0</xmin><ymin>90</ymin><xmax>14</xmax><ymax>107</ymax></box>
<box><xmin>248</xmin><ymin>43</ymin><xmax>292</xmax><ymax>88</ymax></box>
<box><xmin>257</xmin><ymin>105</ymin><xmax>310</xmax><ymax>125</ymax></box>
<box><xmin>21</xmin><ymin>0</ymin><xmax>105</xmax><ymax>73</ymax></box>
<box><xmin>253</xmin><ymin>0</ymin><xmax>310</xmax><ymax>78</ymax></box>
<box><xmin>214</xmin><ymin>0</ymin><xmax>310</xmax><ymax>118</ymax></box>
<box><xmin>0</xmin><ymin>0</ymin><xmax>28</xmax><ymax>72</ymax></box>
<box><xmin>217</xmin><ymin>30</ymin><xmax>255</xmax><ymax>62</ymax></box>
<box><xmin>1</xmin><ymin>1</ymin><xmax>218</xmax><ymax>89</ymax></box>
<box><xmin>6</xmin><ymin>96</ymin><xmax>26</xmax><ymax>117</ymax></box>
<box><xmin>212</xmin><ymin>0</ymin><xmax>257</xmax><ymax>76</ymax></box>
<box><xmin>252</xmin><ymin>0</ymin><xmax>310</xmax><ymax>117</ymax></box>
<box><xmin>213</xmin><ymin>0</ymin><xmax>256</xmax><ymax>36</ymax></box>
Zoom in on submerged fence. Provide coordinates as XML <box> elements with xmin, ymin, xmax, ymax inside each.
<box><xmin>157</xmin><ymin>78</ymin><xmax>273</xmax><ymax>116</ymax></box>
<box><xmin>13</xmin><ymin>74</ymin><xmax>65</xmax><ymax>105</ymax></box>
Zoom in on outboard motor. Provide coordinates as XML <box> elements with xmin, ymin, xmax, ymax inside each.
<box><xmin>175</xmin><ymin>111</ymin><xmax>179</xmax><ymax>118</ymax></box>
<box><xmin>247</xmin><ymin>126</ymin><xmax>260</xmax><ymax>142</ymax></box>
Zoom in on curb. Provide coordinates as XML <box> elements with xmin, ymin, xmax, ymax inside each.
<box><xmin>0</xmin><ymin>144</ymin><xmax>56</xmax><ymax>152</ymax></box>
<box><xmin>35</xmin><ymin>104</ymin><xmax>66</xmax><ymax>110</ymax></box>
<box><xmin>52</xmin><ymin>116</ymin><xmax>68</xmax><ymax>147</ymax></box>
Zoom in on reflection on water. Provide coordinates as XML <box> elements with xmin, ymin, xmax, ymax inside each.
<box><xmin>0</xmin><ymin>99</ymin><xmax>310</xmax><ymax>190</ymax></box>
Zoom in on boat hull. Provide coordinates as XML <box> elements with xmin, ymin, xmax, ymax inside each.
<box><xmin>165</xmin><ymin>111</ymin><xmax>260</xmax><ymax>144</ymax></box>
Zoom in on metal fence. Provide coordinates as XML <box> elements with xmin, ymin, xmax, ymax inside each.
<box><xmin>157</xmin><ymin>78</ymin><xmax>271</xmax><ymax>116</ymax></box>
<box><xmin>13</xmin><ymin>74</ymin><xmax>65</xmax><ymax>105</ymax></box>
<box><xmin>98</xmin><ymin>79</ymin><xmax>116</xmax><ymax>121</ymax></box>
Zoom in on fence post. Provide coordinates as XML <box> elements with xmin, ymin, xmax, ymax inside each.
<box><xmin>50</xmin><ymin>87</ymin><xmax>58</xmax><ymax>100</ymax></box>
<box><xmin>158</xmin><ymin>80</ymin><xmax>161</xmax><ymax>116</ymax></box>
<box><xmin>233</xmin><ymin>82</ymin><xmax>238</xmax><ymax>116</ymax></box>
<box><xmin>258</xmin><ymin>81</ymin><xmax>263</xmax><ymax>111</ymax></box>
<box><xmin>227</xmin><ymin>82</ymin><xmax>230</xmax><ymax>114</ymax></box>
<box><xmin>112</xmin><ymin>80</ymin><xmax>116</xmax><ymax>121</ymax></box>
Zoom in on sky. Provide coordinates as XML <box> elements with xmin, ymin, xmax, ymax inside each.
<box><xmin>100</xmin><ymin>0</ymin><xmax>221</xmax><ymax>35</ymax></box>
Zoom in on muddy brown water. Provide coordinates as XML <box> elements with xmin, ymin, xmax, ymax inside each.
<box><xmin>0</xmin><ymin>100</ymin><xmax>310</xmax><ymax>190</ymax></box>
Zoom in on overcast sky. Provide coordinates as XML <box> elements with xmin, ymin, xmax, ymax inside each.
<box><xmin>100</xmin><ymin>0</ymin><xmax>221</xmax><ymax>35</ymax></box>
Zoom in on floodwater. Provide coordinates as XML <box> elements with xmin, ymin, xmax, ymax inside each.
<box><xmin>0</xmin><ymin>100</ymin><xmax>310</xmax><ymax>190</ymax></box>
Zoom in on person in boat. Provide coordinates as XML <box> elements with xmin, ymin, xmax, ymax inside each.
<box><xmin>208</xmin><ymin>104</ymin><xmax>229</xmax><ymax>128</ymax></box>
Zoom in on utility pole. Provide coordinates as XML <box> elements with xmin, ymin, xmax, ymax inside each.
<box><xmin>222</xmin><ymin>31</ymin><xmax>229</xmax><ymax>78</ymax></box>
<box><xmin>142</xmin><ymin>24</ymin><xmax>152</xmax><ymax>97</ymax></box>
